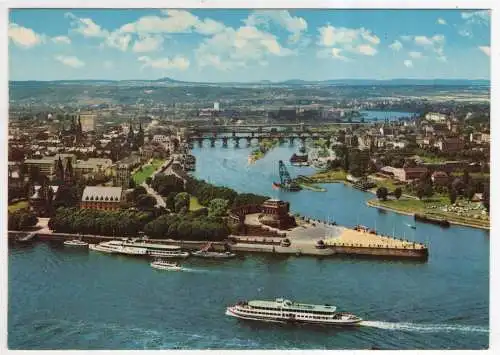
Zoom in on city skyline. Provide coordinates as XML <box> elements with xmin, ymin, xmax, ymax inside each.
<box><xmin>9</xmin><ymin>9</ymin><xmax>491</xmax><ymax>81</ymax></box>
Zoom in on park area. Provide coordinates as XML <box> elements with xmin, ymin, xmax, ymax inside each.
<box><xmin>132</xmin><ymin>159</ymin><xmax>165</xmax><ymax>185</ymax></box>
<box><xmin>368</xmin><ymin>195</ymin><xmax>489</xmax><ymax>229</ymax></box>
<box><xmin>8</xmin><ymin>200</ymin><xmax>29</xmax><ymax>213</ymax></box>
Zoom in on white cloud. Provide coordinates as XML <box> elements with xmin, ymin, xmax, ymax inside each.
<box><xmin>414</xmin><ymin>36</ymin><xmax>433</xmax><ymax>46</ymax></box>
<box><xmin>55</xmin><ymin>55</ymin><xmax>85</xmax><ymax>68</ymax></box>
<box><xmin>195</xmin><ymin>18</ymin><xmax>227</xmax><ymax>35</ymax></box>
<box><xmin>437</xmin><ymin>18</ymin><xmax>447</xmax><ymax>25</ymax></box>
<box><xmin>317</xmin><ymin>25</ymin><xmax>379</xmax><ymax>60</ymax></box>
<box><xmin>138</xmin><ymin>55</ymin><xmax>190</xmax><ymax>70</ymax></box>
<box><xmin>330</xmin><ymin>48</ymin><xmax>349</xmax><ymax>61</ymax></box>
<box><xmin>479</xmin><ymin>46</ymin><xmax>490</xmax><ymax>56</ymax></box>
<box><xmin>66</xmin><ymin>12</ymin><xmax>107</xmax><ymax>37</ymax></box>
<box><xmin>104</xmin><ymin>60</ymin><xmax>113</xmax><ymax>68</ymax></box>
<box><xmin>318</xmin><ymin>25</ymin><xmax>379</xmax><ymax>47</ymax></box>
<box><xmin>404</xmin><ymin>59</ymin><xmax>413</xmax><ymax>68</ymax></box>
<box><xmin>410</xmin><ymin>34</ymin><xmax>446</xmax><ymax>61</ymax></box>
<box><xmin>8</xmin><ymin>23</ymin><xmax>45</xmax><ymax>48</ymax></box>
<box><xmin>67</xmin><ymin>12</ymin><xmax>132</xmax><ymax>51</ymax></box>
<box><xmin>400</xmin><ymin>35</ymin><xmax>412</xmax><ymax>42</ymax></box>
<box><xmin>357</xmin><ymin>44</ymin><xmax>377</xmax><ymax>56</ymax></box>
<box><xmin>389</xmin><ymin>40</ymin><xmax>403</xmax><ymax>51</ymax></box>
<box><xmin>458</xmin><ymin>29</ymin><xmax>473</xmax><ymax>37</ymax></box>
<box><xmin>52</xmin><ymin>35</ymin><xmax>71</xmax><ymax>44</ymax></box>
<box><xmin>196</xmin><ymin>25</ymin><xmax>295</xmax><ymax>70</ymax></box>
<box><xmin>105</xmin><ymin>31</ymin><xmax>131</xmax><ymax>51</ymax></box>
<box><xmin>245</xmin><ymin>10</ymin><xmax>307</xmax><ymax>44</ymax></box>
<box><xmin>132</xmin><ymin>35</ymin><xmax>163</xmax><ymax>52</ymax></box>
<box><xmin>409</xmin><ymin>51</ymin><xmax>423</xmax><ymax>59</ymax></box>
<box><xmin>120</xmin><ymin>10</ymin><xmax>225</xmax><ymax>36</ymax></box>
<box><xmin>461</xmin><ymin>10</ymin><xmax>491</xmax><ymax>25</ymax></box>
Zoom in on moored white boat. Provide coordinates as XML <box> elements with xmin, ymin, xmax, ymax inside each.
<box><xmin>63</xmin><ymin>239</ymin><xmax>89</xmax><ymax>248</ymax></box>
<box><xmin>88</xmin><ymin>243</ymin><xmax>118</xmax><ymax>254</ymax></box>
<box><xmin>88</xmin><ymin>241</ymin><xmax>147</xmax><ymax>256</ymax></box>
<box><xmin>192</xmin><ymin>250</ymin><xmax>236</xmax><ymax>259</ymax></box>
<box><xmin>226</xmin><ymin>298</ymin><xmax>362</xmax><ymax>326</ymax></box>
<box><xmin>147</xmin><ymin>249</ymin><xmax>190</xmax><ymax>258</ymax></box>
<box><xmin>120</xmin><ymin>239</ymin><xmax>190</xmax><ymax>258</ymax></box>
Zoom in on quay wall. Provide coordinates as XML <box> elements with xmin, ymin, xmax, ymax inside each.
<box><xmin>330</xmin><ymin>245</ymin><xmax>428</xmax><ymax>259</ymax></box>
<box><xmin>9</xmin><ymin>231</ymin><xmax>427</xmax><ymax>259</ymax></box>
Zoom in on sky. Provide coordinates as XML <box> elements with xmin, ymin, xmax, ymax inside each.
<box><xmin>8</xmin><ymin>9</ymin><xmax>491</xmax><ymax>81</ymax></box>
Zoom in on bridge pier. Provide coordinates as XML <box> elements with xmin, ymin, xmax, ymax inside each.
<box><xmin>197</xmin><ymin>137</ymin><xmax>204</xmax><ymax>147</ymax></box>
<box><xmin>222</xmin><ymin>137</ymin><xmax>228</xmax><ymax>147</ymax></box>
<box><xmin>210</xmin><ymin>137</ymin><xmax>216</xmax><ymax>147</ymax></box>
<box><xmin>234</xmin><ymin>137</ymin><xmax>240</xmax><ymax>147</ymax></box>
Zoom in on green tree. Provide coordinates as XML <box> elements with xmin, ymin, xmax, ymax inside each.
<box><xmin>136</xmin><ymin>194</ymin><xmax>157</xmax><ymax>210</ymax></box>
<box><xmin>376</xmin><ymin>187</ymin><xmax>388</xmax><ymax>201</ymax></box>
<box><xmin>208</xmin><ymin>198</ymin><xmax>229</xmax><ymax>217</ymax></box>
<box><xmin>166</xmin><ymin>191</ymin><xmax>177</xmax><ymax>211</ymax></box>
<box><xmin>465</xmin><ymin>185</ymin><xmax>476</xmax><ymax>201</ymax></box>
<box><xmin>174</xmin><ymin>192</ymin><xmax>190</xmax><ymax>213</ymax></box>
<box><xmin>416</xmin><ymin>185</ymin><xmax>425</xmax><ymax>200</ymax></box>
<box><xmin>145</xmin><ymin>177</ymin><xmax>153</xmax><ymax>186</ymax></box>
<box><xmin>394</xmin><ymin>187</ymin><xmax>402</xmax><ymax>200</ymax></box>
<box><xmin>449</xmin><ymin>189</ymin><xmax>457</xmax><ymax>204</ymax></box>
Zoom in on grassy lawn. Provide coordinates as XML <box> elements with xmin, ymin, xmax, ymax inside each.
<box><xmin>189</xmin><ymin>196</ymin><xmax>204</xmax><ymax>211</ymax></box>
<box><xmin>369</xmin><ymin>195</ymin><xmax>489</xmax><ymax>228</ymax></box>
<box><xmin>133</xmin><ymin>159</ymin><xmax>165</xmax><ymax>184</ymax></box>
<box><xmin>418</xmin><ymin>155</ymin><xmax>448</xmax><ymax>164</ymax></box>
<box><xmin>8</xmin><ymin>200</ymin><xmax>29</xmax><ymax>213</ymax></box>
<box><xmin>309</xmin><ymin>169</ymin><xmax>347</xmax><ymax>182</ymax></box>
<box><xmin>370</xmin><ymin>177</ymin><xmax>404</xmax><ymax>192</ymax></box>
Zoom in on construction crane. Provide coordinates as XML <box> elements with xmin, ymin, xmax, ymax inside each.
<box><xmin>273</xmin><ymin>160</ymin><xmax>302</xmax><ymax>191</ymax></box>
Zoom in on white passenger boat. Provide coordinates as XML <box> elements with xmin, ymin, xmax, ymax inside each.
<box><xmin>150</xmin><ymin>260</ymin><xmax>182</xmax><ymax>271</ymax></box>
<box><xmin>88</xmin><ymin>243</ymin><xmax>119</xmax><ymax>254</ymax></box>
<box><xmin>147</xmin><ymin>249</ymin><xmax>190</xmax><ymax>258</ymax></box>
<box><xmin>192</xmin><ymin>250</ymin><xmax>236</xmax><ymax>259</ymax></box>
<box><xmin>120</xmin><ymin>239</ymin><xmax>190</xmax><ymax>258</ymax></box>
<box><xmin>89</xmin><ymin>241</ymin><xmax>147</xmax><ymax>256</ymax></box>
<box><xmin>63</xmin><ymin>239</ymin><xmax>88</xmax><ymax>248</ymax></box>
<box><xmin>226</xmin><ymin>298</ymin><xmax>362</xmax><ymax>326</ymax></box>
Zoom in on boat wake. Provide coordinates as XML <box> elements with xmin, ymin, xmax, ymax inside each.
<box><xmin>361</xmin><ymin>321</ymin><xmax>488</xmax><ymax>334</ymax></box>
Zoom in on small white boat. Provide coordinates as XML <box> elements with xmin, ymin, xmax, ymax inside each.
<box><xmin>150</xmin><ymin>260</ymin><xmax>183</xmax><ymax>271</ymax></box>
<box><xmin>63</xmin><ymin>239</ymin><xmax>88</xmax><ymax>248</ymax></box>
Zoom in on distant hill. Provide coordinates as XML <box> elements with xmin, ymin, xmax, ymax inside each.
<box><xmin>9</xmin><ymin>77</ymin><xmax>490</xmax><ymax>87</ymax></box>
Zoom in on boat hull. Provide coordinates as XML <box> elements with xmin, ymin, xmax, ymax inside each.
<box><xmin>150</xmin><ymin>263</ymin><xmax>182</xmax><ymax>271</ymax></box>
<box><xmin>192</xmin><ymin>251</ymin><xmax>236</xmax><ymax>259</ymax></box>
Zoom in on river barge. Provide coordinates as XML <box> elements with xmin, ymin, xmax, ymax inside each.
<box><xmin>414</xmin><ymin>214</ymin><xmax>450</xmax><ymax>228</ymax></box>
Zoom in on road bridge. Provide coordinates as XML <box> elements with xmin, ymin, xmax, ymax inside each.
<box><xmin>185</xmin><ymin>132</ymin><xmax>333</xmax><ymax>147</ymax></box>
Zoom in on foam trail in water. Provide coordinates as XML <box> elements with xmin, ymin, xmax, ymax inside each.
<box><xmin>181</xmin><ymin>268</ymin><xmax>210</xmax><ymax>273</ymax></box>
<box><xmin>361</xmin><ymin>321</ymin><xmax>488</xmax><ymax>333</ymax></box>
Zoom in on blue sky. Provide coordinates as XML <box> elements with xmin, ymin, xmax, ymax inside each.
<box><xmin>8</xmin><ymin>9</ymin><xmax>491</xmax><ymax>81</ymax></box>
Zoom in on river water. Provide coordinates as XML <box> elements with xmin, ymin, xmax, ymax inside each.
<box><xmin>8</xmin><ymin>143</ymin><xmax>489</xmax><ymax>350</ymax></box>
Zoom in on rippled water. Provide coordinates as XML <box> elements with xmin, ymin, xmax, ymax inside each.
<box><xmin>8</xmin><ymin>144</ymin><xmax>489</xmax><ymax>350</ymax></box>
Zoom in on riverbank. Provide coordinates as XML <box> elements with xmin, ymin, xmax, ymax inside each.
<box><xmin>366</xmin><ymin>199</ymin><xmax>490</xmax><ymax>230</ymax></box>
<box><xmin>248</xmin><ymin>139</ymin><xmax>279</xmax><ymax>163</ymax></box>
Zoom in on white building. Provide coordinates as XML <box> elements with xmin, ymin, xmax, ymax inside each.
<box><xmin>79</xmin><ymin>112</ymin><xmax>97</xmax><ymax>132</ymax></box>
<box><xmin>425</xmin><ymin>112</ymin><xmax>448</xmax><ymax>122</ymax></box>
<box><xmin>153</xmin><ymin>135</ymin><xmax>169</xmax><ymax>143</ymax></box>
